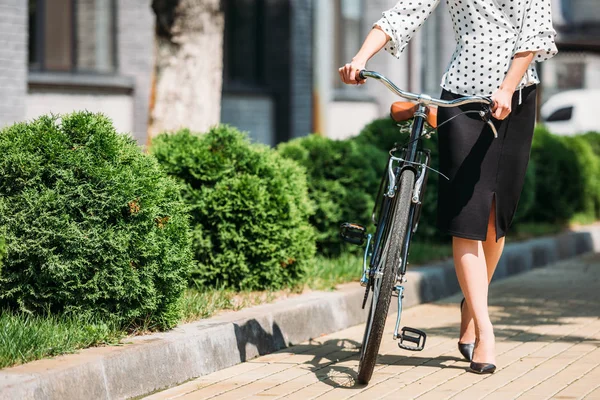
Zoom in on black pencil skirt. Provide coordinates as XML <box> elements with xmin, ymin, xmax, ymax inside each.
<box><xmin>435</xmin><ymin>84</ymin><xmax>537</xmax><ymax>242</ymax></box>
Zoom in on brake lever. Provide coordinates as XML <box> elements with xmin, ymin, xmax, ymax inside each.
<box><xmin>479</xmin><ymin>103</ymin><xmax>498</xmax><ymax>139</ymax></box>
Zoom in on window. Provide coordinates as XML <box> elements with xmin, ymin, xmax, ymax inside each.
<box><xmin>334</xmin><ymin>0</ymin><xmax>364</xmax><ymax>88</ymax></box>
<box><xmin>546</xmin><ymin>106</ymin><xmax>573</xmax><ymax>122</ymax></box>
<box><xmin>223</xmin><ymin>0</ymin><xmax>266</xmax><ymax>89</ymax></box>
<box><xmin>556</xmin><ymin>61</ymin><xmax>585</xmax><ymax>90</ymax></box>
<box><xmin>28</xmin><ymin>0</ymin><xmax>117</xmax><ymax>73</ymax></box>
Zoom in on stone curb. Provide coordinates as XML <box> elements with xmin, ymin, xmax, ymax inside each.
<box><xmin>1</xmin><ymin>225</ymin><xmax>599</xmax><ymax>400</ymax></box>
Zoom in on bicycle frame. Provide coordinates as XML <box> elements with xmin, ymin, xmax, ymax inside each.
<box><xmin>365</xmin><ymin>105</ymin><xmax>430</xmax><ymax>340</ymax></box>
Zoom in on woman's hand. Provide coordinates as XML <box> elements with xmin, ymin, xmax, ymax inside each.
<box><xmin>339</xmin><ymin>58</ymin><xmax>367</xmax><ymax>85</ymax></box>
<box><xmin>491</xmin><ymin>87</ymin><xmax>513</xmax><ymax>120</ymax></box>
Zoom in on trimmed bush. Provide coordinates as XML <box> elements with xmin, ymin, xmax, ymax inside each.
<box><xmin>278</xmin><ymin>134</ymin><xmax>386</xmax><ymax>256</ymax></box>
<box><xmin>354</xmin><ymin>117</ymin><xmax>412</xmax><ymax>153</ymax></box>
<box><xmin>0</xmin><ymin>112</ymin><xmax>192</xmax><ymax>330</ymax></box>
<box><xmin>580</xmin><ymin>132</ymin><xmax>600</xmax><ymax>218</ymax></box>
<box><xmin>0</xmin><ymin>235</ymin><xmax>5</xmax><ymax>271</ymax></box>
<box><xmin>151</xmin><ymin>126</ymin><xmax>316</xmax><ymax>291</ymax></box>
<box><xmin>561</xmin><ymin>134</ymin><xmax>599</xmax><ymax>222</ymax></box>
<box><xmin>528</xmin><ymin>126</ymin><xmax>583</xmax><ymax>223</ymax></box>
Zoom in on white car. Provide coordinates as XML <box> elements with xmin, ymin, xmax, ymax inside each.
<box><xmin>540</xmin><ymin>89</ymin><xmax>600</xmax><ymax>135</ymax></box>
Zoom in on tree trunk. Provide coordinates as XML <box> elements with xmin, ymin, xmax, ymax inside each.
<box><xmin>149</xmin><ymin>0</ymin><xmax>224</xmax><ymax>139</ymax></box>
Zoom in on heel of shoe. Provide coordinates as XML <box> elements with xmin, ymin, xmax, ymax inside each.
<box><xmin>458</xmin><ymin>342</ymin><xmax>474</xmax><ymax>361</ymax></box>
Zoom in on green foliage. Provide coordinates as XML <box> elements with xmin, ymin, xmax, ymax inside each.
<box><xmin>528</xmin><ymin>126</ymin><xmax>586</xmax><ymax>222</ymax></box>
<box><xmin>0</xmin><ymin>236</ymin><xmax>5</xmax><ymax>269</ymax></box>
<box><xmin>151</xmin><ymin>126</ymin><xmax>316</xmax><ymax>291</ymax></box>
<box><xmin>354</xmin><ymin>117</ymin><xmax>412</xmax><ymax>153</ymax></box>
<box><xmin>580</xmin><ymin>131</ymin><xmax>600</xmax><ymax>156</ymax></box>
<box><xmin>278</xmin><ymin>134</ymin><xmax>386</xmax><ymax>256</ymax></box>
<box><xmin>0</xmin><ymin>112</ymin><xmax>192</xmax><ymax>330</ymax></box>
<box><xmin>562</xmin><ymin>134</ymin><xmax>600</xmax><ymax>221</ymax></box>
<box><xmin>580</xmin><ymin>131</ymin><xmax>600</xmax><ymax>218</ymax></box>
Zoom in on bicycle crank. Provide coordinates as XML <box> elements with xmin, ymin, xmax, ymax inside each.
<box><xmin>392</xmin><ymin>285</ymin><xmax>427</xmax><ymax>351</ymax></box>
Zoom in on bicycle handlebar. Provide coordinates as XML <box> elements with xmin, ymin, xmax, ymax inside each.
<box><xmin>359</xmin><ymin>70</ymin><xmax>495</xmax><ymax>108</ymax></box>
<box><xmin>358</xmin><ymin>70</ymin><xmax>498</xmax><ymax>138</ymax></box>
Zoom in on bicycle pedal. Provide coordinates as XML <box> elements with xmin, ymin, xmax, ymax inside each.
<box><xmin>397</xmin><ymin>327</ymin><xmax>426</xmax><ymax>351</ymax></box>
<box><xmin>340</xmin><ymin>222</ymin><xmax>367</xmax><ymax>245</ymax></box>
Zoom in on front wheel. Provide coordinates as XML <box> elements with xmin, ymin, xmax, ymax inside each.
<box><xmin>357</xmin><ymin>168</ymin><xmax>415</xmax><ymax>385</ymax></box>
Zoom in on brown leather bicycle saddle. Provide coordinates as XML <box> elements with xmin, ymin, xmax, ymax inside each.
<box><xmin>390</xmin><ymin>101</ymin><xmax>438</xmax><ymax>128</ymax></box>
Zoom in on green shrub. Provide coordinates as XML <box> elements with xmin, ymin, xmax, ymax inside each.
<box><xmin>528</xmin><ymin>126</ymin><xmax>584</xmax><ymax>223</ymax></box>
<box><xmin>354</xmin><ymin>117</ymin><xmax>412</xmax><ymax>153</ymax></box>
<box><xmin>0</xmin><ymin>112</ymin><xmax>192</xmax><ymax>330</ymax></box>
<box><xmin>151</xmin><ymin>126</ymin><xmax>316</xmax><ymax>290</ymax></box>
<box><xmin>580</xmin><ymin>132</ymin><xmax>600</xmax><ymax>218</ymax></box>
<box><xmin>278</xmin><ymin>134</ymin><xmax>386</xmax><ymax>256</ymax></box>
<box><xmin>580</xmin><ymin>131</ymin><xmax>600</xmax><ymax>156</ymax></box>
<box><xmin>354</xmin><ymin>117</ymin><xmax>445</xmax><ymax>241</ymax></box>
<box><xmin>561</xmin><ymin>134</ymin><xmax>599</xmax><ymax>222</ymax></box>
<box><xmin>0</xmin><ymin>235</ymin><xmax>5</xmax><ymax>272</ymax></box>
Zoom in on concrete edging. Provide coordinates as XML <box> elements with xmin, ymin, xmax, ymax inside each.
<box><xmin>1</xmin><ymin>225</ymin><xmax>599</xmax><ymax>400</ymax></box>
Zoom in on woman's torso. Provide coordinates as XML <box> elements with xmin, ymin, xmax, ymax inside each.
<box><xmin>441</xmin><ymin>0</ymin><xmax>539</xmax><ymax>96</ymax></box>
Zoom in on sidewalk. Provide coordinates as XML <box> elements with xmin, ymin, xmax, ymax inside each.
<box><xmin>145</xmin><ymin>252</ymin><xmax>600</xmax><ymax>400</ymax></box>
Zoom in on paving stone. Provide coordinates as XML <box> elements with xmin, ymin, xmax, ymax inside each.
<box><xmin>144</xmin><ymin>252</ymin><xmax>600</xmax><ymax>400</ymax></box>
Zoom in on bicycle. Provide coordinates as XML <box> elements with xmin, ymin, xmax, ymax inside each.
<box><xmin>340</xmin><ymin>70</ymin><xmax>498</xmax><ymax>384</ymax></box>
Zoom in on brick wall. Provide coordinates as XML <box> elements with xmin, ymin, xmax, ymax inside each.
<box><xmin>117</xmin><ymin>0</ymin><xmax>154</xmax><ymax>144</ymax></box>
<box><xmin>0</xmin><ymin>1</ymin><xmax>27</xmax><ymax>128</ymax></box>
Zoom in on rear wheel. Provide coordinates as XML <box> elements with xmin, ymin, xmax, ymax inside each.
<box><xmin>357</xmin><ymin>169</ymin><xmax>415</xmax><ymax>384</ymax></box>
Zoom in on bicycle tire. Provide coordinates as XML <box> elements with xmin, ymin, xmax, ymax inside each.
<box><xmin>357</xmin><ymin>168</ymin><xmax>415</xmax><ymax>385</ymax></box>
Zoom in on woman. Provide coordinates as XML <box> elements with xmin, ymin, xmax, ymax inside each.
<box><xmin>339</xmin><ymin>0</ymin><xmax>557</xmax><ymax>374</ymax></box>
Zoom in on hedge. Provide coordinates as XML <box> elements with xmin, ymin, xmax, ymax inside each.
<box><xmin>0</xmin><ymin>112</ymin><xmax>192</xmax><ymax>330</ymax></box>
<box><xmin>528</xmin><ymin>126</ymin><xmax>591</xmax><ymax>223</ymax></box>
<box><xmin>579</xmin><ymin>132</ymin><xmax>600</xmax><ymax>218</ymax></box>
<box><xmin>278</xmin><ymin>134</ymin><xmax>386</xmax><ymax>256</ymax></box>
<box><xmin>151</xmin><ymin>126</ymin><xmax>316</xmax><ymax>291</ymax></box>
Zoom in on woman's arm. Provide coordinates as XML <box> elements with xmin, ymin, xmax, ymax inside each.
<box><xmin>339</xmin><ymin>26</ymin><xmax>389</xmax><ymax>85</ymax></box>
<box><xmin>491</xmin><ymin>51</ymin><xmax>535</xmax><ymax>120</ymax></box>
<box><xmin>340</xmin><ymin>0</ymin><xmax>441</xmax><ymax>86</ymax></box>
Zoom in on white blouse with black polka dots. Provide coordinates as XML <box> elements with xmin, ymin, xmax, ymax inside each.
<box><xmin>374</xmin><ymin>0</ymin><xmax>558</xmax><ymax>97</ymax></box>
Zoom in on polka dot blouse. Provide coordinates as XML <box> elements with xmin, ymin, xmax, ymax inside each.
<box><xmin>374</xmin><ymin>0</ymin><xmax>558</xmax><ymax>96</ymax></box>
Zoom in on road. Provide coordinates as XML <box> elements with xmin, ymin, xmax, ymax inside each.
<box><xmin>145</xmin><ymin>252</ymin><xmax>600</xmax><ymax>400</ymax></box>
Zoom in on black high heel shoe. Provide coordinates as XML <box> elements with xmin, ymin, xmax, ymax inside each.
<box><xmin>468</xmin><ymin>337</ymin><xmax>496</xmax><ymax>374</ymax></box>
<box><xmin>468</xmin><ymin>361</ymin><xmax>496</xmax><ymax>374</ymax></box>
<box><xmin>467</xmin><ymin>340</ymin><xmax>496</xmax><ymax>374</ymax></box>
<box><xmin>458</xmin><ymin>298</ymin><xmax>475</xmax><ymax>361</ymax></box>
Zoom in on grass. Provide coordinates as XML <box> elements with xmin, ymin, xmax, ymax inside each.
<box><xmin>180</xmin><ymin>289</ymin><xmax>279</xmax><ymax>323</ymax></box>
<box><xmin>0</xmin><ymin>310</ymin><xmax>123</xmax><ymax>369</ymax></box>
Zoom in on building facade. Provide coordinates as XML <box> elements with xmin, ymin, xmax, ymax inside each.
<box><xmin>0</xmin><ymin>0</ymin><xmax>596</xmax><ymax>146</ymax></box>
<box><xmin>0</xmin><ymin>0</ymin><xmax>154</xmax><ymax>144</ymax></box>
<box><xmin>543</xmin><ymin>0</ymin><xmax>600</xmax><ymax>100</ymax></box>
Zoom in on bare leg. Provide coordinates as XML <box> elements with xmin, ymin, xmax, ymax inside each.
<box><xmin>460</xmin><ymin>196</ymin><xmax>505</xmax><ymax>344</ymax></box>
<box><xmin>453</xmin><ymin>237</ymin><xmax>496</xmax><ymax>364</ymax></box>
<box><xmin>454</xmin><ymin>197</ymin><xmax>503</xmax><ymax>364</ymax></box>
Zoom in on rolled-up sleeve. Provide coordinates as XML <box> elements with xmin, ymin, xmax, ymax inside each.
<box><xmin>374</xmin><ymin>0</ymin><xmax>441</xmax><ymax>59</ymax></box>
<box><xmin>514</xmin><ymin>0</ymin><xmax>558</xmax><ymax>62</ymax></box>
